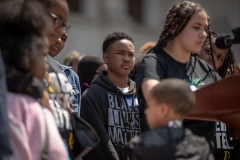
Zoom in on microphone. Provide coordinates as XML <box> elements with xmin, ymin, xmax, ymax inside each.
<box><xmin>215</xmin><ymin>35</ymin><xmax>240</xmax><ymax>49</ymax></box>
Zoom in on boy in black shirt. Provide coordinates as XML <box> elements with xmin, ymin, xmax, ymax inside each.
<box><xmin>81</xmin><ymin>31</ymin><xmax>142</xmax><ymax>160</ymax></box>
<box><xmin>130</xmin><ymin>78</ymin><xmax>214</xmax><ymax>160</ymax></box>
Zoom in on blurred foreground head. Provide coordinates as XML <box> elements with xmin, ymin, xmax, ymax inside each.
<box><xmin>0</xmin><ymin>0</ymin><xmax>51</xmax><ymax>80</ymax></box>
<box><xmin>0</xmin><ymin>0</ymin><xmax>51</xmax><ymax>100</ymax></box>
<box><xmin>146</xmin><ymin>78</ymin><xmax>195</xmax><ymax>129</ymax></box>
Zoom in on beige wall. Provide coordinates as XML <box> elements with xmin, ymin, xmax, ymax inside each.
<box><xmin>55</xmin><ymin>0</ymin><xmax>240</xmax><ymax>63</ymax></box>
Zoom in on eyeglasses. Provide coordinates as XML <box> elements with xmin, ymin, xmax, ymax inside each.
<box><xmin>48</xmin><ymin>12</ymin><xmax>71</xmax><ymax>32</ymax></box>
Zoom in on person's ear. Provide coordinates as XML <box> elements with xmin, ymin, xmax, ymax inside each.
<box><xmin>103</xmin><ymin>53</ymin><xmax>108</xmax><ymax>64</ymax></box>
<box><xmin>159</xmin><ymin>103</ymin><xmax>169</xmax><ymax>117</ymax></box>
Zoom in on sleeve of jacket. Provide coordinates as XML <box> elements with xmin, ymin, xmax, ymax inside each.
<box><xmin>81</xmin><ymin>88</ymin><xmax>119</xmax><ymax>160</ymax></box>
<box><xmin>64</xmin><ymin>68</ymin><xmax>81</xmax><ymax>117</ymax></box>
<box><xmin>72</xmin><ymin>70</ymin><xmax>81</xmax><ymax>116</ymax></box>
<box><xmin>0</xmin><ymin>51</ymin><xmax>13</xmax><ymax>159</ymax></box>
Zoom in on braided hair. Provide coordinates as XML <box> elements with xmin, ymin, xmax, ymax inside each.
<box><xmin>205</xmin><ymin>31</ymin><xmax>235</xmax><ymax>77</ymax></box>
<box><xmin>148</xmin><ymin>1</ymin><xmax>209</xmax><ymax>53</ymax></box>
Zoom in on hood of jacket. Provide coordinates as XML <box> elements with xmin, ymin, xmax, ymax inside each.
<box><xmin>129</xmin><ymin>126</ymin><xmax>211</xmax><ymax>160</ymax></box>
<box><xmin>92</xmin><ymin>70</ymin><xmax>136</xmax><ymax>96</ymax></box>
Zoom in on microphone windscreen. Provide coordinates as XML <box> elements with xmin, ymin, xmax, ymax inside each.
<box><xmin>215</xmin><ymin>35</ymin><xmax>231</xmax><ymax>49</ymax></box>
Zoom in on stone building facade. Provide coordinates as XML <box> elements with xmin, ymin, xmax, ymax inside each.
<box><xmin>56</xmin><ymin>0</ymin><xmax>240</xmax><ymax>63</ymax></box>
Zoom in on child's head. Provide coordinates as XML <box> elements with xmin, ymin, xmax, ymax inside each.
<box><xmin>145</xmin><ymin>78</ymin><xmax>195</xmax><ymax>129</ymax></box>
<box><xmin>198</xmin><ymin>31</ymin><xmax>235</xmax><ymax>77</ymax></box>
<box><xmin>149</xmin><ymin>1</ymin><xmax>209</xmax><ymax>54</ymax></box>
<box><xmin>63</xmin><ymin>50</ymin><xmax>85</xmax><ymax>73</ymax></box>
<box><xmin>139</xmin><ymin>41</ymin><xmax>156</xmax><ymax>55</ymax></box>
<box><xmin>103</xmin><ymin>31</ymin><xmax>135</xmax><ymax>77</ymax></box>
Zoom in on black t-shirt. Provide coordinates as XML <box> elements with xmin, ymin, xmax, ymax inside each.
<box><xmin>135</xmin><ymin>49</ymin><xmax>221</xmax><ymax>141</ymax></box>
<box><xmin>213</xmin><ymin>122</ymin><xmax>240</xmax><ymax>160</ymax></box>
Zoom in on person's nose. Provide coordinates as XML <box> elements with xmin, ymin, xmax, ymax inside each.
<box><xmin>123</xmin><ymin>54</ymin><xmax>130</xmax><ymax>62</ymax></box>
<box><xmin>208</xmin><ymin>56</ymin><xmax>212</xmax><ymax>62</ymax></box>
<box><xmin>200</xmin><ymin>29</ymin><xmax>207</xmax><ymax>39</ymax></box>
<box><xmin>55</xmin><ymin>37</ymin><xmax>62</xmax><ymax>45</ymax></box>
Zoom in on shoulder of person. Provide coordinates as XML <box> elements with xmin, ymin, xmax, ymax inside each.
<box><xmin>7</xmin><ymin>92</ymin><xmax>42</xmax><ymax>108</ymax></box>
<box><xmin>174</xmin><ymin>128</ymin><xmax>213</xmax><ymax>159</ymax></box>
<box><xmin>68</xmin><ymin>69</ymin><xmax>79</xmax><ymax>81</ymax></box>
<box><xmin>193</xmin><ymin>56</ymin><xmax>221</xmax><ymax>79</ymax></box>
<box><xmin>81</xmin><ymin>84</ymin><xmax>103</xmax><ymax>99</ymax></box>
<box><xmin>184</xmin><ymin>128</ymin><xmax>210</xmax><ymax>147</ymax></box>
<box><xmin>143</xmin><ymin>52</ymin><xmax>166</xmax><ymax>63</ymax></box>
<box><xmin>192</xmin><ymin>56</ymin><xmax>215</xmax><ymax>71</ymax></box>
<box><xmin>54</xmin><ymin>61</ymin><xmax>78</xmax><ymax>78</ymax></box>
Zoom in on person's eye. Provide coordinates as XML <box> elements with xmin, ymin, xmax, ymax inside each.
<box><xmin>61</xmin><ymin>36</ymin><xmax>67</xmax><ymax>42</ymax></box>
<box><xmin>204</xmin><ymin>49</ymin><xmax>211</xmax><ymax>54</ymax></box>
<box><xmin>218</xmin><ymin>56</ymin><xmax>224</xmax><ymax>61</ymax></box>
<box><xmin>193</xmin><ymin>26</ymin><xmax>200</xmax><ymax>30</ymax></box>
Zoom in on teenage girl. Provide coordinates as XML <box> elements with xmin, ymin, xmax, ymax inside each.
<box><xmin>135</xmin><ymin>1</ymin><xmax>221</xmax><ymax>146</ymax></box>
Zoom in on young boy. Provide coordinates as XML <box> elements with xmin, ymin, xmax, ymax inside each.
<box><xmin>129</xmin><ymin>78</ymin><xmax>214</xmax><ymax>160</ymax></box>
<box><xmin>81</xmin><ymin>31</ymin><xmax>143</xmax><ymax>160</ymax></box>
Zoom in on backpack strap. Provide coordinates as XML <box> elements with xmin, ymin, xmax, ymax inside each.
<box><xmin>88</xmin><ymin>84</ymin><xmax>108</xmax><ymax>129</ymax></box>
<box><xmin>41</xmin><ymin>109</ymin><xmax>49</xmax><ymax>160</ymax></box>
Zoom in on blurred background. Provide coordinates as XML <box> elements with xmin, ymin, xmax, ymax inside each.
<box><xmin>56</xmin><ymin>0</ymin><xmax>240</xmax><ymax>64</ymax></box>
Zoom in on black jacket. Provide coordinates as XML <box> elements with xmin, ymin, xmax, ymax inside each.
<box><xmin>81</xmin><ymin>70</ymin><xmax>143</xmax><ymax>160</ymax></box>
<box><xmin>129</xmin><ymin>126</ymin><xmax>214</xmax><ymax>160</ymax></box>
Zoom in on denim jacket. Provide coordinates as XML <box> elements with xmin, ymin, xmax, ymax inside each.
<box><xmin>55</xmin><ymin>61</ymin><xmax>81</xmax><ymax>117</ymax></box>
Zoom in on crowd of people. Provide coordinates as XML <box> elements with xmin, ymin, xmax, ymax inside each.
<box><xmin>0</xmin><ymin>0</ymin><xmax>240</xmax><ymax>160</ymax></box>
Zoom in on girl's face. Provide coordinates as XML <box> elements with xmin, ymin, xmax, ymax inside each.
<box><xmin>47</xmin><ymin>0</ymin><xmax>69</xmax><ymax>57</ymax></box>
<box><xmin>175</xmin><ymin>11</ymin><xmax>208</xmax><ymax>54</ymax></box>
<box><xmin>198</xmin><ymin>39</ymin><xmax>228</xmax><ymax>70</ymax></box>
<box><xmin>49</xmin><ymin>32</ymin><xmax>68</xmax><ymax>57</ymax></box>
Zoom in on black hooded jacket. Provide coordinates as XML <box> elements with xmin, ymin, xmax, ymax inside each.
<box><xmin>81</xmin><ymin>70</ymin><xmax>142</xmax><ymax>160</ymax></box>
<box><xmin>129</xmin><ymin>127</ymin><xmax>214</xmax><ymax>160</ymax></box>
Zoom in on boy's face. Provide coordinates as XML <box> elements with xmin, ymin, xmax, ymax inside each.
<box><xmin>103</xmin><ymin>39</ymin><xmax>135</xmax><ymax>77</ymax></box>
<box><xmin>145</xmin><ymin>97</ymin><xmax>165</xmax><ymax>129</ymax></box>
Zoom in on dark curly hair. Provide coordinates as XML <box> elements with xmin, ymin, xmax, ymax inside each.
<box><xmin>148</xmin><ymin>1</ymin><xmax>209</xmax><ymax>53</ymax></box>
<box><xmin>36</xmin><ymin>0</ymin><xmax>67</xmax><ymax>8</ymax></box>
<box><xmin>102</xmin><ymin>31</ymin><xmax>134</xmax><ymax>53</ymax></box>
<box><xmin>0</xmin><ymin>0</ymin><xmax>49</xmax><ymax>72</ymax></box>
